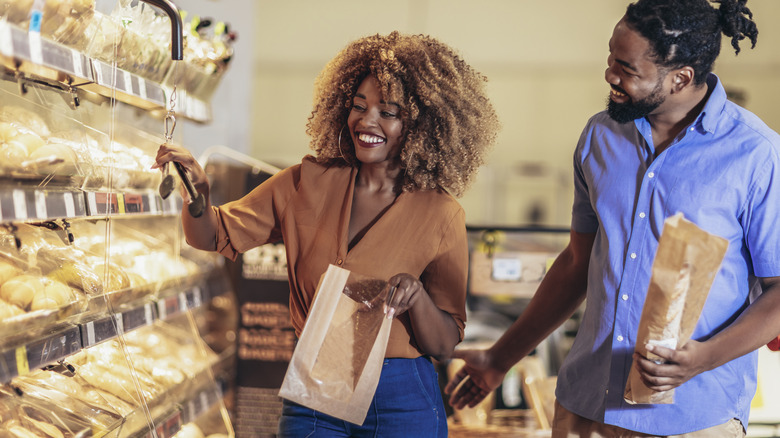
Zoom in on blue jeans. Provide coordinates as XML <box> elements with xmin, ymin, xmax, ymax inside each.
<box><xmin>277</xmin><ymin>356</ymin><xmax>447</xmax><ymax>437</ymax></box>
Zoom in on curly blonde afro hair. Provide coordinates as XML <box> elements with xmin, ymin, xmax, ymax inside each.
<box><xmin>306</xmin><ymin>31</ymin><xmax>500</xmax><ymax>197</ymax></box>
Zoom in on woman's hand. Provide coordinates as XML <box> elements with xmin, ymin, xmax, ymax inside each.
<box><xmin>153</xmin><ymin>144</ymin><xmax>210</xmax><ymax>201</ymax></box>
<box><xmin>385</xmin><ymin>272</ymin><xmax>460</xmax><ymax>360</ymax></box>
<box><xmin>384</xmin><ymin>273</ymin><xmax>426</xmax><ymax>319</ymax></box>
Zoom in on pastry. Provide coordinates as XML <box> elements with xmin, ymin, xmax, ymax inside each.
<box><xmin>0</xmin><ymin>275</ymin><xmax>44</xmax><ymax>309</ymax></box>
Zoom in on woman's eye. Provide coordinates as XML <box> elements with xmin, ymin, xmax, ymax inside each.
<box><xmin>351</xmin><ymin>104</ymin><xmax>366</xmax><ymax>112</ymax></box>
<box><xmin>382</xmin><ymin>111</ymin><xmax>398</xmax><ymax>118</ymax></box>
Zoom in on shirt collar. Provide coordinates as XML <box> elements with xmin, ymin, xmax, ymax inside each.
<box><xmin>694</xmin><ymin>73</ymin><xmax>726</xmax><ymax>134</ymax></box>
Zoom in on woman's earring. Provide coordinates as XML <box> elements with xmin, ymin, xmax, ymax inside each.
<box><xmin>338</xmin><ymin>126</ymin><xmax>347</xmax><ymax>161</ymax></box>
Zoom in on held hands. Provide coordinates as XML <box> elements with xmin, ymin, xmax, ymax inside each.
<box><xmin>444</xmin><ymin>349</ymin><xmax>506</xmax><ymax>409</ymax></box>
<box><xmin>153</xmin><ymin>144</ymin><xmax>210</xmax><ymax>202</ymax></box>
<box><xmin>633</xmin><ymin>339</ymin><xmax>711</xmax><ymax>392</ymax></box>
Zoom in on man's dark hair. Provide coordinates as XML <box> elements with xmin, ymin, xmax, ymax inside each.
<box><xmin>625</xmin><ymin>0</ymin><xmax>758</xmax><ymax>85</ymax></box>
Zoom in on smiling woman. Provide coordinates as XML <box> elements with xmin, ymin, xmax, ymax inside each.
<box><xmin>155</xmin><ymin>31</ymin><xmax>500</xmax><ymax>437</ymax></box>
<box><xmin>307</xmin><ymin>31</ymin><xmax>500</xmax><ymax>197</ymax></box>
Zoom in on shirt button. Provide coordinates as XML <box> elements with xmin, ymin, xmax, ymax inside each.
<box><xmin>622</xmin><ymin>294</ymin><xmax>628</xmax><ymax>301</ymax></box>
<box><xmin>648</xmin><ymin>172</ymin><xmax>655</xmax><ymax>178</ymax></box>
<box><xmin>639</xmin><ymin>212</ymin><xmax>646</xmax><ymax>218</ymax></box>
<box><xmin>617</xmin><ymin>335</ymin><xmax>624</xmax><ymax>342</ymax></box>
<box><xmin>336</xmin><ymin>259</ymin><xmax>343</xmax><ymax>265</ymax></box>
<box><xmin>630</xmin><ymin>253</ymin><xmax>637</xmax><ymax>259</ymax></box>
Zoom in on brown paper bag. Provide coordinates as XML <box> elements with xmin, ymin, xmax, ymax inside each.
<box><xmin>624</xmin><ymin>213</ymin><xmax>728</xmax><ymax>404</ymax></box>
<box><xmin>278</xmin><ymin>264</ymin><xmax>394</xmax><ymax>424</ymax></box>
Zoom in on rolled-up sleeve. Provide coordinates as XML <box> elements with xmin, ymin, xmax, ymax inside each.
<box><xmin>213</xmin><ymin>165</ymin><xmax>298</xmax><ymax>260</ymax></box>
<box><xmin>420</xmin><ymin>207</ymin><xmax>468</xmax><ymax>342</ymax></box>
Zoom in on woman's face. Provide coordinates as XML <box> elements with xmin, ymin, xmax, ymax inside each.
<box><xmin>347</xmin><ymin>75</ymin><xmax>404</xmax><ymax>165</ymax></box>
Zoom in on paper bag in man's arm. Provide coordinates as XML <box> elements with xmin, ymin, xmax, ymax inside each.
<box><xmin>279</xmin><ymin>265</ymin><xmax>394</xmax><ymax>424</ymax></box>
<box><xmin>624</xmin><ymin>213</ymin><xmax>728</xmax><ymax>404</ymax></box>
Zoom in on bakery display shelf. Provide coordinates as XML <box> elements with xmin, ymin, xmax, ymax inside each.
<box><xmin>84</xmin><ymin>189</ymin><xmax>181</xmax><ymax>218</ymax></box>
<box><xmin>86</xmin><ymin>58</ymin><xmax>165</xmax><ymax>110</ymax></box>
<box><xmin>156</xmin><ymin>285</ymin><xmax>206</xmax><ymax>322</ymax></box>
<box><xmin>2</xmin><ymin>307</ymin><xmax>231</xmax><ymax>437</ymax></box>
<box><xmin>0</xmin><ymin>21</ymin><xmax>93</xmax><ymax>86</ymax></box>
<box><xmin>0</xmin><ymin>187</ymin><xmax>183</xmax><ymax>224</ymax></box>
<box><xmin>0</xmin><ymin>270</ymin><xmax>221</xmax><ymax>385</ymax></box>
<box><xmin>0</xmin><ymin>20</ymin><xmax>212</xmax><ymax>124</ymax></box>
<box><xmin>0</xmin><ymin>187</ymin><xmax>87</xmax><ymax>223</ymax></box>
<box><xmin>79</xmin><ymin>301</ymin><xmax>157</xmax><ymax>349</ymax></box>
<box><xmin>180</xmin><ymin>385</ymin><xmax>223</xmax><ymax>426</ymax></box>
<box><xmin>0</xmin><ymin>323</ymin><xmax>81</xmax><ymax>384</ymax></box>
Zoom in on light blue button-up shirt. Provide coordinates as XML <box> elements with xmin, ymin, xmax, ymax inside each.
<box><xmin>556</xmin><ymin>74</ymin><xmax>780</xmax><ymax>435</ymax></box>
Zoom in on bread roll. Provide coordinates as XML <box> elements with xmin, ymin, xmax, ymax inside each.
<box><xmin>30</xmin><ymin>280</ymin><xmax>75</xmax><ymax>311</ymax></box>
<box><xmin>0</xmin><ymin>260</ymin><xmax>23</xmax><ymax>285</ymax></box>
<box><xmin>0</xmin><ymin>140</ymin><xmax>28</xmax><ymax>168</ymax></box>
<box><xmin>4</xmin><ymin>422</ymin><xmax>40</xmax><ymax>438</ymax></box>
<box><xmin>47</xmin><ymin>263</ymin><xmax>103</xmax><ymax>296</ymax></box>
<box><xmin>175</xmin><ymin>424</ymin><xmax>205</xmax><ymax>438</ymax></box>
<box><xmin>27</xmin><ymin>141</ymin><xmax>79</xmax><ymax>175</ymax></box>
<box><xmin>0</xmin><ymin>122</ymin><xmax>18</xmax><ymax>141</ymax></box>
<box><xmin>0</xmin><ymin>106</ymin><xmax>51</xmax><ymax>137</ymax></box>
<box><xmin>0</xmin><ymin>299</ymin><xmax>25</xmax><ymax>319</ymax></box>
<box><xmin>0</xmin><ymin>275</ymin><xmax>44</xmax><ymax>309</ymax></box>
<box><xmin>94</xmin><ymin>263</ymin><xmax>130</xmax><ymax>292</ymax></box>
<box><xmin>11</xmin><ymin>133</ymin><xmax>45</xmax><ymax>154</ymax></box>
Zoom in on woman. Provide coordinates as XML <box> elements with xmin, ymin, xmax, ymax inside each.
<box><xmin>155</xmin><ymin>31</ymin><xmax>499</xmax><ymax>437</ymax></box>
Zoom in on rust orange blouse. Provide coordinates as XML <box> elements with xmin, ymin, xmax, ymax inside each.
<box><xmin>212</xmin><ymin>156</ymin><xmax>468</xmax><ymax>358</ymax></box>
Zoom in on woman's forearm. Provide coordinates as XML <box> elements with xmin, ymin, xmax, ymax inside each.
<box><xmin>409</xmin><ymin>294</ymin><xmax>461</xmax><ymax>361</ymax></box>
<box><xmin>182</xmin><ymin>201</ymin><xmax>220</xmax><ymax>251</ymax></box>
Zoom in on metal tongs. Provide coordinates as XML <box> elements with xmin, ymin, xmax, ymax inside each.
<box><xmin>142</xmin><ymin>0</ymin><xmax>205</xmax><ymax>218</ymax></box>
<box><xmin>158</xmin><ymin>110</ymin><xmax>205</xmax><ymax>218</ymax></box>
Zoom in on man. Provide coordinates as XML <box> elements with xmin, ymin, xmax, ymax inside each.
<box><xmin>445</xmin><ymin>0</ymin><xmax>780</xmax><ymax>436</ymax></box>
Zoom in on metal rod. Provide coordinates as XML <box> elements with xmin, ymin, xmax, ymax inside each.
<box><xmin>137</xmin><ymin>0</ymin><xmax>183</xmax><ymax>60</ymax></box>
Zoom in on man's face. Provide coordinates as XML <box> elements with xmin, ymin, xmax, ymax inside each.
<box><xmin>604</xmin><ymin>18</ymin><xmax>671</xmax><ymax>123</ymax></box>
<box><xmin>607</xmin><ymin>75</ymin><xmax>666</xmax><ymax>123</ymax></box>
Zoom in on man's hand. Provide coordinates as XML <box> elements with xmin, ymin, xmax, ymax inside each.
<box><xmin>445</xmin><ymin>349</ymin><xmax>506</xmax><ymax>409</ymax></box>
<box><xmin>633</xmin><ymin>339</ymin><xmax>711</xmax><ymax>392</ymax></box>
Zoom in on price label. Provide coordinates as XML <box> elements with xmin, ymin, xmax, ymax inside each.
<box><xmin>138</xmin><ymin>77</ymin><xmax>148</xmax><ymax>100</ymax></box>
<box><xmin>28</xmin><ymin>7</ymin><xmax>43</xmax><ymax>33</ymax></box>
<box><xmin>116</xmin><ymin>193</ymin><xmax>125</xmax><ymax>214</ymax></box>
<box><xmin>15</xmin><ymin>346</ymin><xmax>29</xmax><ymax>376</ymax></box>
<box><xmin>122</xmin><ymin>70</ymin><xmax>133</xmax><ymax>94</ymax></box>
<box><xmin>64</xmin><ymin>192</ymin><xmax>75</xmax><ymax>218</ymax></box>
<box><xmin>93</xmin><ymin>60</ymin><xmax>104</xmax><ymax>84</ymax></box>
<box><xmin>192</xmin><ymin>286</ymin><xmax>202</xmax><ymax>308</ymax></box>
<box><xmin>179</xmin><ymin>292</ymin><xmax>188</xmax><ymax>312</ymax></box>
<box><xmin>28</xmin><ymin>30</ymin><xmax>43</xmax><ymax>65</ymax></box>
<box><xmin>12</xmin><ymin>189</ymin><xmax>27</xmax><ymax>221</ymax></box>
<box><xmin>34</xmin><ymin>190</ymin><xmax>47</xmax><ymax>219</ymax></box>
<box><xmin>187</xmin><ymin>400</ymin><xmax>196</xmax><ymax>423</ymax></box>
<box><xmin>114</xmin><ymin>313</ymin><xmax>124</xmax><ymax>335</ymax></box>
<box><xmin>148</xmin><ymin>190</ymin><xmax>159</xmax><ymax>214</ymax></box>
<box><xmin>85</xmin><ymin>320</ymin><xmax>96</xmax><ymax>346</ymax></box>
<box><xmin>70</xmin><ymin>49</ymin><xmax>84</xmax><ymax>78</ymax></box>
<box><xmin>0</xmin><ymin>22</ymin><xmax>13</xmax><ymax>56</ymax></box>
<box><xmin>87</xmin><ymin>192</ymin><xmax>97</xmax><ymax>215</ymax></box>
<box><xmin>144</xmin><ymin>303</ymin><xmax>154</xmax><ymax>326</ymax></box>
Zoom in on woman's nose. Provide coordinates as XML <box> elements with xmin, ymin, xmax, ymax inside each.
<box><xmin>357</xmin><ymin>109</ymin><xmax>380</xmax><ymax>128</ymax></box>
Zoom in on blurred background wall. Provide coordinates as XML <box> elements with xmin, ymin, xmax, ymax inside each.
<box><xmin>178</xmin><ymin>0</ymin><xmax>780</xmax><ymax>228</ymax></box>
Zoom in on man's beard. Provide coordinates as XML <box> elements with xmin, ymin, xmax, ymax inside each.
<box><xmin>606</xmin><ymin>82</ymin><xmax>666</xmax><ymax>124</ymax></box>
